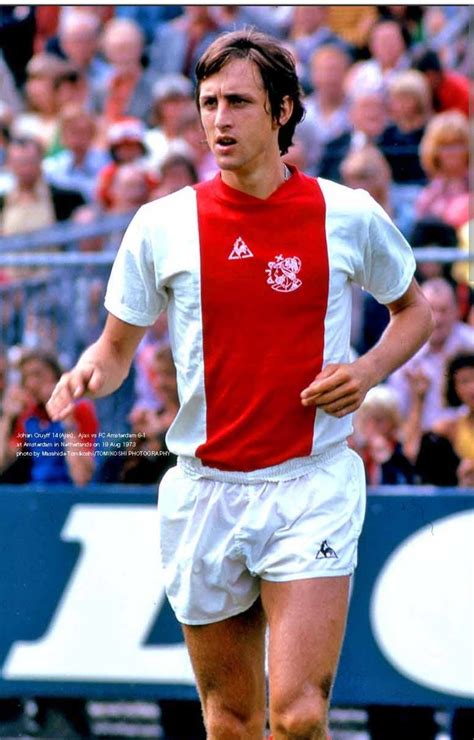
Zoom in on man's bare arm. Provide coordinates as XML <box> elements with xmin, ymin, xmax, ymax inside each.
<box><xmin>46</xmin><ymin>314</ymin><xmax>147</xmax><ymax>421</ymax></box>
<box><xmin>300</xmin><ymin>279</ymin><xmax>433</xmax><ymax>417</ymax></box>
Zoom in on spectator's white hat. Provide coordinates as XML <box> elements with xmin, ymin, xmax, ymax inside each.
<box><xmin>152</xmin><ymin>74</ymin><xmax>193</xmax><ymax>103</ymax></box>
<box><xmin>107</xmin><ymin>117</ymin><xmax>147</xmax><ymax>148</ymax></box>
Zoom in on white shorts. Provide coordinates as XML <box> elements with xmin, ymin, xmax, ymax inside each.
<box><xmin>158</xmin><ymin>444</ymin><xmax>366</xmax><ymax>625</ymax></box>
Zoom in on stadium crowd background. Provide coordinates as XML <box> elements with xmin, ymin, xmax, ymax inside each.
<box><xmin>0</xmin><ymin>5</ymin><xmax>472</xmax><ymax>739</ymax></box>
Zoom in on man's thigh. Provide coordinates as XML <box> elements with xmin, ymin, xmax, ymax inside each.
<box><xmin>261</xmin><ymin>575</ymin><xmax>350</xmax><ymax>718</ymax></box>
<box><xmin>182</xmin><ymin>598</ymin><xmax>267</xmax><ymax>729</ymax></box>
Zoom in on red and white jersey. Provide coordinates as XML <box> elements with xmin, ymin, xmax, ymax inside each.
<box><xmin>105</xmin><ymin>168</ymin><xmax>415</xmax><ymax>477</ymax></box>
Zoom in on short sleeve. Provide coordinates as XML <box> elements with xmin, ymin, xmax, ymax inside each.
<box><xmin>353</xmin><ymin>192</ymin><xmax>416</xmax><ymax>305</ymax></box>
<box><xmin>104</xmin><ymin>207</ymin><xmax>168</xmax><ymax>326</ymax></box>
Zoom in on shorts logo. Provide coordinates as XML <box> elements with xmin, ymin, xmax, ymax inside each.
<box><xmin>228</xmin><ymin>237</ymin><xmax>254</xmax><ymax>260</ymax></box>
<box><xmin>266</xmin><ymin>255</ymin><xmax>302</xmax><ymax>293</ymax></box>
<box><xmin>316</xmin><ymin>540</ymin><xmax>338</xmax><ymax>559</ymax></box>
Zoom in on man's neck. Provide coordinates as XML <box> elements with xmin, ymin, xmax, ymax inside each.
<box><xmin>221</xmin><ymin>160</ymin><xmax>289</xmax><ymax>200</ymax></box>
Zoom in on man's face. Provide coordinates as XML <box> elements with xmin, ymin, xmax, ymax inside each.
<box><xmin>62</xmin><ymin>119</ymin><xmax>94</xmax><ymax>155</ymax></box>
<box><xmin>350</xmin><ymin>94</ymin><xmax>386</xmax><ymax>139</ymax></box>
<box><xmin>21</xmin><ymin>359</ymin><xmax>58</xmax><ymax>405</ymax></box>
<box><xmin>104</xmin><ymin>33</ymin><xmax>142</xmax><ymax>73</ymax></box>
<box><xmin>7</xmin><ymin>144</ymin><xmax>42</xmax><ymax>188</ymax></box>
<box><xmin>370</xmin><ymin>23</ymin><xmax>405</xmax><ymax>69</ymax></box>
<box><xmin>198</xmin><ymin>58</ymin><xmax>283</xmax><ymax>178</ymax></box>
<box><xmin>311</xmin><ymin>52</ymin><xmax>348</xmax><ymax>98</ymax></box>
<box><xmin>62</xmin><ymin>25</ymin><xmax>98</xmax><ymax>67</ymax></box>
<box><xmin>423</xmin><ymin>287</ymin><xmax>458</xmax><ymax>348</ymax></box>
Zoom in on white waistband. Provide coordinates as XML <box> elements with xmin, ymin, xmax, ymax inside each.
<box><xmin>177</xmin><ymin>442</ymin><xmax>348</xmax><ymax>484</ymax></box>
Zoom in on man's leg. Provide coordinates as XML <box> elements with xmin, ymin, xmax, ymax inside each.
<box><xmin>261</xmin><ymin>576</ymin><xmax>350</xmax><ymax>740</ymax></box>
<box><xmin>182</xmin><ymin>597</ymin><xmax>267</xmax><ymax>739</ymax></box>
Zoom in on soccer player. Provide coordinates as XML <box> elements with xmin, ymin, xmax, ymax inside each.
<box><xmin>47</xmin><ymin>30</ymin><xmax>432</xmax><ymax>740</ymax></box>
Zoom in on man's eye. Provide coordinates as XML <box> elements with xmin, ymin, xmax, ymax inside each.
<box><xmin>202</xmin><ymin>99</ymin><xmax>216</xmax><ymax>109</ymax></box>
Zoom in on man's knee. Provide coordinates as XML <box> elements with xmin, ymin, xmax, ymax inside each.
<box><xmin>271</xmin><ymin>677</ymin><xmax>332</xmax><ymax>738</ymax></box>
<box><xmin>204</xmin><ymin>699</ymin><xmax>266</xmax><ymax>739</ymax></box>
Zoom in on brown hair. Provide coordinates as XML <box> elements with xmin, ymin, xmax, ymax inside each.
<box><xmin>19</xmin><ymin>349</ymin><xmax>63</xmax><ymax>381</ymax></box>
<box><xmin>445</xmin><ymin>353</ymin><xmax>474</xmax><ymax>407</ymax></box>
<box><xmin>195</xmin><ymin>29</ymin><xmax>305</xmax><ymax>156</ymax></box>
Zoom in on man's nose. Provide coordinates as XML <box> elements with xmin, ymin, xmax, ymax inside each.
<box><xmin>215</xmin><ymin>101</ymin><xmax>232</xmax><ymax>129</ymax></box>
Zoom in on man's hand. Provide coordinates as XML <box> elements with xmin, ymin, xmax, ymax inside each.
<box><xmin>300</xmin><ymin>361</ymin><xmax>372</xmax><ymax>418</ymax></box>
<box><xmin>405</xmin><ymin>366</ymin><xmax>431</xmax><ymax>403</ymax></box>
<box><xmin>46</xmin><ymin>362</ymin><xmax>105</xmax><ymax>421</ymax></box>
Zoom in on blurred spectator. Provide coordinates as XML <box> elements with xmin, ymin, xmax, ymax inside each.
<box><xmin>0</xmin><ymin>6</ymin><xmax>36</xmax><ymax>88</ymax></box>
<box><xmin>0</xmin><ymin>349</ymin><xmax>97</xmax><ymax>485</ymax></box>
<box><xmin>46</xmin><ymin>10</ymin><xmax>111</xmax><ymax>101</ymax></box>
<box><xmin>416</xmin><ymin>111</ymin><xmax>469</xmax><ymax>225</ymax></box>
<box><xmin>376</xmin><ymin>5</ymin><xmax>424</xmax><ymax>45</ymax></box>
<box><xmin>346</xmin><ymin>20</ymin><xmax>409</xmax><ymax>94</ymax></box>
<box><xmin>105</xmin><ymin>162</ymin><xmax>154</xmax><ymax>252</ymax></box>
<box><xmin>297</xmin><ymin>44</ymin><xmax>351</xmax><ymax>174</ymax></box>
<box><xmin>175</xmin><ymin>107</ymin><xmax>218</xmax><ymax>182</ymax></box>
<box><xmin>109</xmin><ymin>163</ymin><xmax>152</xmax><ymax>214</ymax></box>
<box><xmin>129</xmin><ymin>344</ymin><xmax>179</xmax><ymax>440</ymax></box>
<box><xmin>53</xmin><ymin>64</ymin><xmax>90</xmax><ymax>111</ymax></box>
<box><xmin>404</xmin><ymin>352</ymin><xmax>474</xmax><ymax>487</ymax></box>
<box><xmin>115</xmin><ymin>5</ymin><xmax>184</xmax><ymax>46</ymax></box>
<box><xmin>0</xmin><ymin>137</ymin><xmax>84</xmax><ymax>238</ymax></box>
<box><xmin>288</xmin><ymin>7</ymin><xmax>343</xmax><ymax>90</ymax></box>
<box><xmin>282</xmin><ymin>135</ymin><xmax>310</xmax><ymax>174</ymax></box>
<box><xmin>132</xmin><ymin>316</ymin><xmax>169</xmax><ymax>413</ymax></box>
<box><xmin>410</xmin><ymin>217</ymin><xmax>458</xmax><ymax>286</ymax></box>
<box><xmin>11</xmin><ymin>53</ymin><xmax>68</xmax><ymax>154</ymax></box>
<box><xmin>150</xmin><ymin>153</ymin><xmax>198</xmax><ymax>200</ymax></box>
<box><xmin>149</xmin><ymin>7</ymin><xmax>222</xmax><ymax>79</ymax></box>
<box><xmin>344</xmin><ymin>145</ymin><xmax>414</xmax><ymax>356</ymax></box>
<box><xmin>378</xmin><ymin>70</ymin><xmax>431</xmax><ymax>186</ymax></box>
<box><xmin>97</xmin><ymin>18</ymin><xmax>153</xmax><ymax>125</ymax></box>
<box><xmin>145</xmin><ymin>74</ymin><xmax>195</xmax><ymax>172</ymax></box>
<box><xmin>214</xmin><ymin>6</ymin><xmax>292</xmax><ymax>40</ymax></box>
<box><xmin>319</xmin><ymin>89</ymin><xmax>386</xmax><ymax>182</ymax></box>
<box><xmin>388</xmin><ymin>278</ymin><xmax>474</xmax><ymax>430</ymax></box>
<box><xmin>70</xmin><ymin>205</ymin><xmax>110</xmax><ymax>350</ymax></box>
<box><xmin>98</xmin><ymin>344</ymin><xmax>178</xmax><ymax>484</ymax></box>
<box><xmin>341</xmin><ymin>145</ymin><xmax>414</xmax><ymax>237</ymax></box>
<box><xmin>414</xmin><ymin>49</ymin><xmax>469</xmax><ymax>116</ymax></box>
<box><xmin>96</xmin><ymin>118</ymin><xmax>153</xmax><ymax>210</ymax></box>
<box><xmin>351</xmin><ymin>385</ymin><xmax>414</xmax><ymax>485</ymax></box>
<box><xmin>451</xmin><ymin>220</ymin><xmax>474</xmax><ymax>326</ymax></box>
<box><xmin>43</xmin><ymin>105</ymin><xmax>109</xmax><ymax>203</ymax></box>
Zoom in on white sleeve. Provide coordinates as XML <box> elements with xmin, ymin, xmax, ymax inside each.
<box><xmin>353</xmin><ymin>192</ymin><xmax>416</xmax><ymax>305</ymax></box>
<box><xmin>104</xmin><ymin>206</ymin><xmax>168</xmax><ymax>326</ymax></box>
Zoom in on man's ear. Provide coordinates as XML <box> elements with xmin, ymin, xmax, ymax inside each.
<box><xmin>276</xmin><ymin>95</ymin><xmax>293</xmax><ymax>128</ymax></box>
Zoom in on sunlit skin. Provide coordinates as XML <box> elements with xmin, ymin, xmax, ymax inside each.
<box><xmin>436</xmin><ymin>140</ymin><xmax>468</xmax><ymax>178</ymax></box>
<box><xmin>453</xmin><ymin>367</ymin><xmax>474</xmax><ymax>411</ymax></box>
<box><xmin>422</xmin><ymin>283</ymin><xmax>458</xmax><ymax>351</ymax></box>
<box><xmin>198</xmin><ymin>58</ymin><xmax>292</xmax><ymax>199</ymax></box>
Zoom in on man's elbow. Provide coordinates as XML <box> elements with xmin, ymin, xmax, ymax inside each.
<box><xmin>419</xmin><ymin>298</ymin><xmax>434</xmax><ymax>344</ymax></box>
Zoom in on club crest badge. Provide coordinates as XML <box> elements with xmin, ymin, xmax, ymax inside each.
<box><xmin>266</xmin><ymin>255</ymin><xmax>302</xmax><ymax>293</ymax></box>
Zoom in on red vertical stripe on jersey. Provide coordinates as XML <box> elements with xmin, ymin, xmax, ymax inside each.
<box><xmin>195</xmin><ymin>171</ymin><xmax>329</xmax><ymax>472</ymax></box>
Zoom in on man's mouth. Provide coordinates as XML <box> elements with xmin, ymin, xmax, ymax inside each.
<box><xmin>215</xmin><ymin>136</ymin><xmax>237</xmax><ymax>148</ymax></box>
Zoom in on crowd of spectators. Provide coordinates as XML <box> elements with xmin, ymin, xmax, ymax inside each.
<box><xmin>0</xmin><ymin>6</ymin><xmax>471</xmax><ymax>739</ymax></box>
<box><xmin>0</xmin><ymin>3</ymin><xmax>471</xmax><ymax>487</ymax></box>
